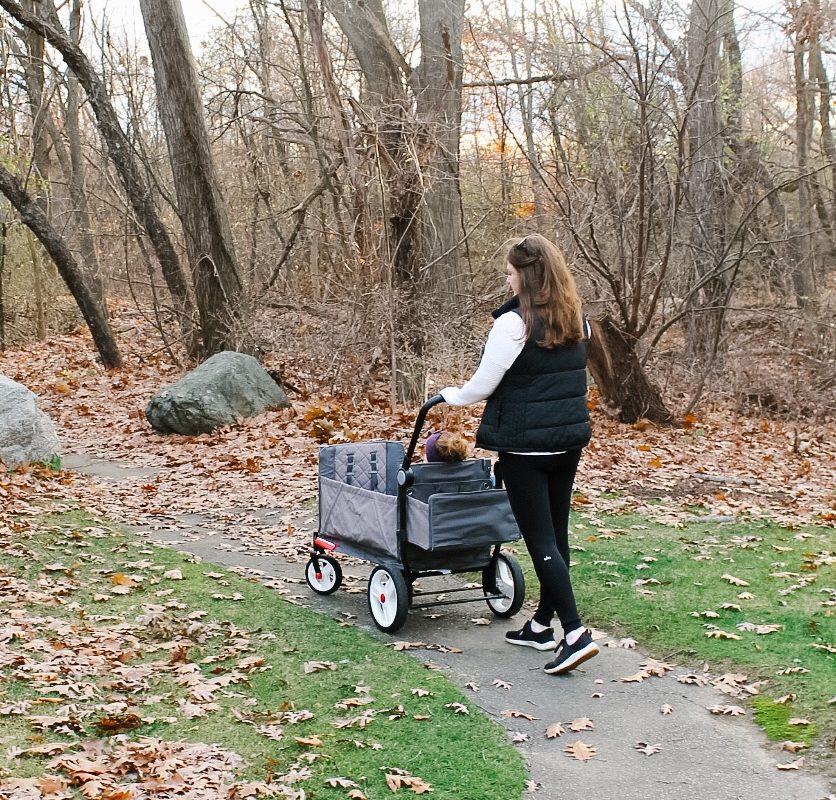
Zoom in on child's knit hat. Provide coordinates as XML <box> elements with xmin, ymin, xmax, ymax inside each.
<box><xmin>425</xmin><ymin>431</ymin><xmax>444</xmax><ymax>462</ymax></box>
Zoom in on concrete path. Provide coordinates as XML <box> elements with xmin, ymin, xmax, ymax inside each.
<box><xmin>68</xmin><ymin>455</ymin><xmax>833</xmax><ymax>800</ymax></box>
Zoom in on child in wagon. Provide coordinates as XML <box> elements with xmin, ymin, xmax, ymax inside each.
<box><xmin>424</xmin><ymin>431</ymin><xmax>469</xmax><ymax>463</ymax></box>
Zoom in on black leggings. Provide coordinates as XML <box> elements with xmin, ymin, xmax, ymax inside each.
<box><xmin>499</xmin><ymin>450</ymin><xmax>583</xmax><ymax>634</ymax></box>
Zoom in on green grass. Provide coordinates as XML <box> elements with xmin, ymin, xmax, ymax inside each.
<box><xmin>0</xmin><ymin>510</ymin><xmax>526</xmax><ymax>799</ymax></box>
<box><xmin>513</xmin><ymin>511</ymin><xmax>834</xmax><ymax>756</ymax></box>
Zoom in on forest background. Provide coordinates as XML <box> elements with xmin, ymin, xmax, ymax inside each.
<box><xmin>0</xmin><ymin>0</ymin><xmax>834</xmax><ymax>424</ymax></box>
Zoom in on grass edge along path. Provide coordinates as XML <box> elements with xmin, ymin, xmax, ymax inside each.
<box><xmin>0</xmin><ymin>509</ymin><xmax>526</xmax><ymax>800</ymax></box>
<box><xmin>510</xmin><ymin>510</ymin><xmax>834</xmax><ymax>770</ymax></box>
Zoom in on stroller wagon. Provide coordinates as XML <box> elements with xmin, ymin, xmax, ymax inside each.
<box><xmin>304</xmin><ymin>395</ymin><xmax>526</xmax><ymax>633</ymax></box>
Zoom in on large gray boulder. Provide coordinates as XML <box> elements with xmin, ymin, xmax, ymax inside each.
<box><xmin>0</xmin><ymin>376</ymin><xmax>61</xmax><ymax>466</ymax></box>
<box><xmin>145</xmin><ymin>351</ymin><xmax>289</xmax><ymax>435</ymax></box>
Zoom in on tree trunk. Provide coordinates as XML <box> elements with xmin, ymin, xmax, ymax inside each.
<box><xmin>138</xmin><ymin>0</ymin><xmax>246</xmax><ymax>355</ymax></box>
<box><xmin>416</xmin><ymin>0</ymin><xmax>465</xmax><ymax>298</ymax></box>
<box><xmin>0</xmin><ymin>0</ymin><xmax>196</xmax><ymax>349</ymax></box>
<box><xmin>0</xmin><ymin>214</ymin><xmax>5</xmax><ymax>349</ymax></box>
<box><xmin>684</xmin><ymin>0</ymin><xmax>728</xmax><ymax>363</ymax></box>
<box><xmin>791</xmin><ymin>29</ymin><xmax>817</xmax><ymax>307</ymax></box>
<box><xmin>587</xmin><ymin>316</ymin><xmax>672</xmax><ymax>424</ymax></box>
<box><xmin>326</xmin><ymin>0</ymin><xmax>466</xmax><ymax>402</ymax></box>
<box><xmin>0</xmin><ymin>163</ymin><xmax>122</xmax><ymax>368</ymax></box>
<box><xmin>66</xmin><ymin>0</ymin><xmax>103</xmax><ymax>305</ymax></box>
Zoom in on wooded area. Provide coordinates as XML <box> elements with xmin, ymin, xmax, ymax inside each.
<box><xmin>0</xmin><ymin>0</ymin><xmax>833</xmax><ymax>420</ymax></box>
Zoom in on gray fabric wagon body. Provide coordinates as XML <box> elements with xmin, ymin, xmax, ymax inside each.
<box><xmin>318</xmin><ymin>441</ymin><xmax>521</xmax><ymax>564</ymax></box>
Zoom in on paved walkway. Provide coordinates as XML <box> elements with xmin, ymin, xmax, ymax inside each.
<box><xmin>66</xmin><ymin>454</ymin><xmax>833</xmax><ymax>800</ymax></box>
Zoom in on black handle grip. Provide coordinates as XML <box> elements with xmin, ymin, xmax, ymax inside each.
<box><xmin>402</xmin><ymin>394</ymin><xmax>445</xmax><ymax>468</ymax></box>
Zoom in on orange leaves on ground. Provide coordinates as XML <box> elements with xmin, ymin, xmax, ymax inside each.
<box><xmin>94</xmin><ymin>713</ymin><xmax>142</xmax><ymax>734</ymax></box>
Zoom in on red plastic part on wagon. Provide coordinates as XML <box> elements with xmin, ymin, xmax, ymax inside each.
<box><xmin>314</xmin><ymin>536</ymin><xmax>337</xmax><ymax>551</ymax></box>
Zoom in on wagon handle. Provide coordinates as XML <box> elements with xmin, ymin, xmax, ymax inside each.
<box><xmin>401</xmin><ymin>394</ymin><xmax>445</xmax><ymax>469</ymax></box>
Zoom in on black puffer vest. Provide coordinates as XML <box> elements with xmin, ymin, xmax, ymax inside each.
<box><xmin>476</xmin><ymin>297</ymin><xmax>591</xmax><ymax>453</ymax></box>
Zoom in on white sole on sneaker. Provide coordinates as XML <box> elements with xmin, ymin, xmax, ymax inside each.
<box><xmin>505</xmin><ymin>637</ymin><xmax>557</xmax><ymax>652</ymax></box>
<box><xmin>543</xmin><ymin>642</ymin><xmax>600</xmax><ymax>674</ymax></box>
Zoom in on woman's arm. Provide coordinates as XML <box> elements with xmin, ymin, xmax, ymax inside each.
<box><xmin>440</xmin><ymin>313</ymin><xmax>525</xmax><ymax>406</ymax></box>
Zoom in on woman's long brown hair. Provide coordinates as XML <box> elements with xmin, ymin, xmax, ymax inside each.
<box><xmin>506</xmin><ymin>234</ymin><xmax>584</xmax><ymax>348</ymax></box>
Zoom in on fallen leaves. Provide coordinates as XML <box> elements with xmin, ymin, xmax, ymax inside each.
<box><xmin>545</xmin><ymin>723</ymin><xmax>565</xmax><ymax>739</ymax></box>
<box><xmin>721</xmin><ymin>574</ymin><xmax>750</xmax><ymax>587</ymax></box>
<box><xmin>775</xmin><ymin>757</ymin><xmax>805</xmax><ymax>770</ymax></box>
<box><xmin>568</xmin><ymin>717</ymin><xmax>594</xmax><ymax>732</ymax></box>
<box><xmin>384</xmin><ymin>768</ymin><xmax>432</xmax><ymax>794</ymax></box>
<box><xmin>634</xmin><ymin>741</ymin><xmax>662</xmax><ymax>756</ymax></box>
<box><xmin>563</xmin><ymin>741</ymin><xmax>597</xmax><ymax>761</ymax></box>
<box><xmin>502</xmin><ymin>710</ymin><xmax>537</xmax><ymax>721</ymax></box>
<box><xmin>707</xmin><ymin>705</ymin><xmax>746</xmax><ymax>716</ymax></box>
<box><xmin>705</xmin><ymin>629</ymin><xmax>742</xmax><ymax>640</ymax></box>
<box><xmin>303</xmin><ymin>660</ymin><xmax>336</xmax><ymax>674</ymax></box>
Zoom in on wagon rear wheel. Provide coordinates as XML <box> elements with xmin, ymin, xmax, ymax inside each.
<box><xmin>368</xmin><ymin>565</ymin><xmax>409</xmax><ymax>633</ymax></box>
<box><xmin>482</xmin><ymin>552</ymin><xmax>525</xmax><ymax>617</ymax></box>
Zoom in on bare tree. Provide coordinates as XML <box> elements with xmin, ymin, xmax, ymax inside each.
<box><xmin>0</xmin><ymin>162</ymin><xmax>122</xmax><ymax>367</ymax></box>
<box><xmin>0</xmin><ymin>0</ymin><xmax>197</xmax><ymax>350</ymax></box>
<box><xmin>139</xmin><ymin>0</ymin><xmax>247</xmax><ymax>355</ymax></box>
<box><xmin>684</xmin><ymin>0</ymin><xmax>728</xmax><ymax>362</ymax></box>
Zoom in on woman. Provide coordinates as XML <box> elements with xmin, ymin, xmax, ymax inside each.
<box><xmin>440</xmin><ymin>234</ymin><xmax>598</xmax><ymax>675</ymax></box>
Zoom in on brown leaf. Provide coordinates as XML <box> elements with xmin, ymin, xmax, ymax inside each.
<box><xmin>326</xmin><ymin>777</ymin><xmax>358</xmax><ymax>788</ymax></box>
<box><xmin>707</xmin><ymin>705</ymin><xmax>746</xmax><ymax>716</ymax></box>
<box><xmin>95</xmin><ymin>713</ymin><xmax>142</xmax><ymax>733</ymax></box>
<box><xmin>563</xmin><ymin>741</ymin><xmax>597</xmax><ymax>761</ymax></box>
<box><xmin>303</xmin><ymin>660</ymin><xmax>336</xmax><ymax>673</ymax></box>
<box><xmin>502</xmin><ymin>710</ymin><xmax>537</xmax><ymax>720</ymax></box>
<box><xmin>545</xmin><ymin>723</ymin><xmax>565</xmax><ymax>739</ymax></box>
<box><xmin>779</xmin><ymin>741</ymin><xmax>806</xmax><ymax>753</ymax></box>
<box><xmin>776</xmin><ymin>757</ymin><xmax>805</xmax><ymax>770</ymax></box>
<box><xmin>705</xmin><ymin>629</ymin><xmax>741</xmax><ymax>640</ymax></box>
<box><xmin>568</xmin><ymin>717</ymin><xmax>594</xmax><ymax>732</ymax></box>
<box><xmin>721</xmin><ymin>574</ymin><xmax>749</xmax><ymax>586</ymax></box>
<box><xmin>294</xmin><ymin>735</ymin><xmax>323</xmax><ymax>746</ymax></box>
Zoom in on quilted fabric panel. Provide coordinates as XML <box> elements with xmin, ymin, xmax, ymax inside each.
<box><xmin>319</xmin><ymin>441</ymin><xmax>404</xmax><ymax>494</ymax></box>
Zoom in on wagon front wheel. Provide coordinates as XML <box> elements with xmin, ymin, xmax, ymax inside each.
<box><xmin>368</xmin><ymin>565</ymin><xmax>409</xmax><ymax>633</ymax></box>
<box><xmin>305</xmin><ymin>555</ymin><xmax>342</xmax><ymax>595</ymax></box>
<box><xmin>483</xmin><ymin>552</ymin><xmax>525</xmax><ymax>618</ymax></box>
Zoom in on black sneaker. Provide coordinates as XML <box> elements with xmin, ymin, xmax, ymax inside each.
<box><xmin>543</xmin><ymin>630</ymin><xmax>600</xmax><ymax>674</ymax></box>
<box><xmin>505</xmin><ymin>621</ymin><xmax>557</xmax><ymax>651</ymax></box>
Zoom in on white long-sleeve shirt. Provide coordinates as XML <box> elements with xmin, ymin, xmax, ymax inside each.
<box><xmin>440</xmin><ymin>311</ymin><xmax>526</xmax><ymax>406</ymax></box>
<box><xmin>440</xmin><ymin>312</ymin><xmax>590</xmax><ymax>455</ymax></box>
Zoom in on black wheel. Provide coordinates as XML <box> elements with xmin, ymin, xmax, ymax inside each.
<box><xmin>368</xmin><ymin>565</ymin><xmax>410</xmax><ymax>633</ymax></box>
<box><xmin>305</xmin><ymin>555</ymin><xmax>342</xmax><ymax>595</ymax></box>
<box><xmin>482</xmin><ymin>552</ymin><xmax>525</xmax><ymax>618</ymax></box>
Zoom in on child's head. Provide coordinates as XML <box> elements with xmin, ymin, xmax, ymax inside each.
<box><xmin>425</xmin><ymin>431</ymin><xmax>469</xmax><ymax>463</ymax></box>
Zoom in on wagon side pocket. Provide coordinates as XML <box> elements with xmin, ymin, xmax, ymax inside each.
<box><xmin>411</xmin><ymin>490</ymin><xmax>521</xmax><ymax>550</ymax></box>
<box><xmin>319</xmin><ymin>476</ymin><xmax>399</xmax><ymax>557</ymax></box>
